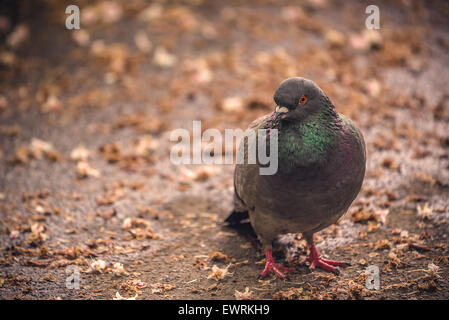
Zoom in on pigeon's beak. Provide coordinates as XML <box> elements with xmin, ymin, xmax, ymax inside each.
<box><xmin>274</xmin><ymin>106</ymin><xmax>289</xmax><ymax>119</ymax></box>
<box><xmin>267</xmin><ymin>106</ymin><xmax>289</xmax><ymax>128</ymax></box>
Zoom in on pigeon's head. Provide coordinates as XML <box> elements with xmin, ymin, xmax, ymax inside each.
<box><xmin>273</xmin><ymin>77</ymin><xmax>333</xmax><ymax>123</ymax></box>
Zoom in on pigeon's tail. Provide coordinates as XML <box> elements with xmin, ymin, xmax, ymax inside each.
<box><xmin>225</xmin><ymin>209</ymin><xmax>249</xmax><ymax>225</ymax></box>
<box><xmin>225</xmin><ymin>186</ymin><xmax>250</xmax><ymax>225</ymax></box>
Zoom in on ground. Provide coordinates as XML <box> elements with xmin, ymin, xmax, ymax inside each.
<box><xmin>0</xmin><ymin>0</ymin><xmax>448</xmax><ymax>300</ymax></box>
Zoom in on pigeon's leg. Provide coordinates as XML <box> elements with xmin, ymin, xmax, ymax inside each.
<box><xmin>305</xmin><ymin>236</ymin><xmax>350</xmax><ymax>275</ymax></box>
<box><xmin>259</xmin><ymin>248</ymin><xmax>294</xmax><ymax>279</ymax></box>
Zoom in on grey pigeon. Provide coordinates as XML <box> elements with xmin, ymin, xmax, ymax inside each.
<box><xmin>226</xmin><ymin>77</ymin><xmax>366</xmax><ymax>278</ymax></box>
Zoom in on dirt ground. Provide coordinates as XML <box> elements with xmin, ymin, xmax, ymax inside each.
<box><xmin>0</xmin><ymin>0</ymin><xmax>448</xmax><ymax>300</ymax></box>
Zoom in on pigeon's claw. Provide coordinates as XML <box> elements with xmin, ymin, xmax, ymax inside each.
<box><xmin>306</xmin><ymin>244</ymin><xmax>349</xmax><ymax>275</ymax></box>
<box><xmin>308</xmin><ymin>257</ymin><xmax>340</xmax><ymax>275</ymax></box>
<box><xmin>319</xmin><ymin>257</ymin><xmax>351</xmax><ymax>267</ymax></box>
<box><xmin>259</xmin><ymin>248</ymin><xmax>294</xmax><ymax>280</ymax></box>
<box><xmin>259</xmin><ymin>262</ymin><xmax>294</xmax><ymax>279</ymax></box>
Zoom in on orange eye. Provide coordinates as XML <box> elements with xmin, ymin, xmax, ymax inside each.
<box><xmin>299</xmin><ymin>95</ymin><xmax>307</xmax><ymax>104</ymax></box>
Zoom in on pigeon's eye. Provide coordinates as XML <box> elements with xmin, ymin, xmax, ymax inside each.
<box><xmin>299</xmin><ymin>95</ymin><xmax>307</xmax><ymax>105</ymax></box>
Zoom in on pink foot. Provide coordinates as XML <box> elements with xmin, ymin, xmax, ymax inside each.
<box><xmin>306</xmin><ymin>244</ymin><xmax>350</xmax><ymax>275</ymax></box>
<box><xmin>259</xmin><ymin>248</ymin><xmax>295</xmax><ymax>279</ymax></box>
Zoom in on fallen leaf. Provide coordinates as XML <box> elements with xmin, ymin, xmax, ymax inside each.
<box><xmin>234</xmin><ymin>287</ymin><xmax>253</xmax><ymax>300</ymax></box>
<box><xmin>113</xmin><ymin>292</ymin><xmax>137</xmax><ymax>300</ymax></box>
<box><xmin>76</xmin><ymin>161</ymin><xmax>101</xmax><ymax>178</ymax></box>
<box><xmin>207</xmin><ymin>264</ymin><xmax>231</xmax><ymax>281</ymax></box>
<box><xmin>417</xmin><ymin>203</ymin><xmax>433</xmax><ymax>221</ymax></box>
<box><xmin>153</xmin><ymin>47</ymin><xmax>176</xmax><ymax>68</ymax></box>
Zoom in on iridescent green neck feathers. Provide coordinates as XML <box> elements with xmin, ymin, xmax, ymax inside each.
<box><xmin>274</xmin><ymin>103</ymin><xmax>341</xmax><ymax>173</ymax></box>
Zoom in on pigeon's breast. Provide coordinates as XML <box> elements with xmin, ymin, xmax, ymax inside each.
<box><xmin>253</xmin><ymin>121</ymin><xmax>366</xmax><ymax>234</ymax></box>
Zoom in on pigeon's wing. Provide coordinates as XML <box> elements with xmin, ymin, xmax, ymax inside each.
<box><xmin>339</xmin><ymin>113</ymin><xmax>366</xmax><ymax>161</ymax></box>
<box><xmin>225</xmin><ymin>113</ymin><xmax>272</xmax><ymax>225</ymax></box>
<box><xmin>247</xmin><ymin>114</ymin><xmax>272</xmax><ymax>131</ymax></box>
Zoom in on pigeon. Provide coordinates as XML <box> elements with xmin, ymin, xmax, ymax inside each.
<box><xmin>226</xmin><ymin>77</ymin><xmax>366</xmax><ymax>278</ymax></box>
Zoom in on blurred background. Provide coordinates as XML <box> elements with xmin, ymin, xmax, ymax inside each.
<box><xmin>0</xmin><ymin>0</ymin><xmax>448</xmax><ymax>300</ymax></box>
